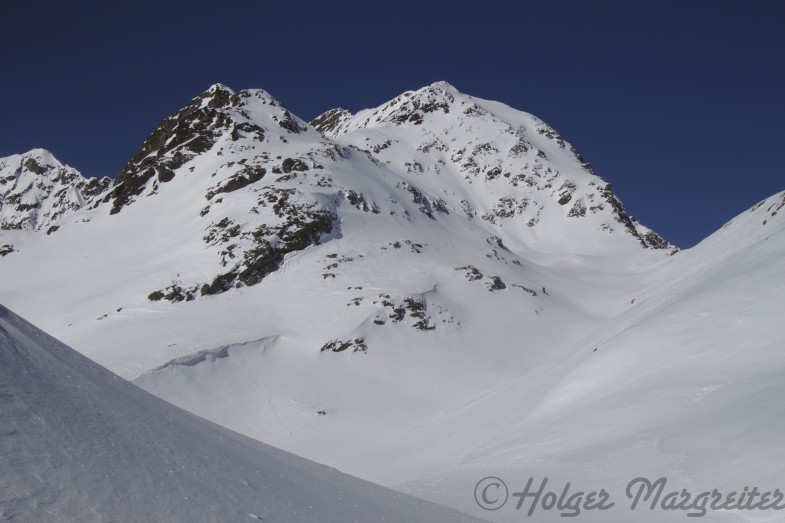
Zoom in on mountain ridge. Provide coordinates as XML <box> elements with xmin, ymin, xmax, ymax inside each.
<box><xmin>0</xmin><ymin>82</ymin><xmax>674</xmax><ymax>315</ymax></box>
<box><xmin>1</xmin><ymin>82</ymin><xmax>667</xmax><ymax>248</ymax></box>
<box><xmin>311</xmin><ymin>81</ymin><xmax>670</xmax><ymax>251</ymax></box>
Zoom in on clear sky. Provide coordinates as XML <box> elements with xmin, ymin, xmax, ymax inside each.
<box><xmin>2</xmin><ymin>0</ymin><xmax>782</xmax><ymax>247</ymax></box>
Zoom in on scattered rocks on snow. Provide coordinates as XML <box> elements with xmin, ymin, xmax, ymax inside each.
<box><xmin>320</xmin><ymin>338</ymin><xmax>367</xmax><ymax>353</ymax></box>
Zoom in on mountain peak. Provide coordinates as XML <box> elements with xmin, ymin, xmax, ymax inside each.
<box><xmin>401</xmin><ymin>81</ymin><xmax>461</xmax><ymax>100</ymax></box>
<box><xmin>207</xmin><ymin>82</ymin><xmax>235</xmax><ymax>94</ymax></box>
<box><xmin>309</xmin><ymin>107</ymin><xmax>352</xmax><ymax>135</ymax></box>
<box><xmin>111</xmin><ymin>83</ymin><xmax>270</xmax><ymax>214</ymax></box>
<box><xmin>309</xmin><ymin>83</ymin><xmax>671</xmax><ymax>251</ymax></box>
<box><xmin>198</xmin><ymin>84</ymin><xmax>281</xmax><ymax>111</ymax></box>
<box><xmin>418</xmin><ymin>80</ymin><xmax>462</xmax><ymax>99</ymax></box>
<box><xmin>109</xmin><ymin>84</ymin><xmax>290</xmax><ymax>214</ymax></box>
<box><xmin>21</xmin><ymin>147</ymin><xmax>60</xmax><ymax>164</ymax></box>
<box><xmin>428</xmin><ymin>80</ymin><xmax>458</xmax><ymax>90</ymax></box>
<box><xmin>311</xmin><ymin>82</ymin><xmax>466</xmax><ymax>137</ymax></box>
<box><xmin>190</xmin><ymin>82</ymin><xmax>236</xmax><ymax>110</ymax></box>
<box><xmin>0</xmin><ymin>149</ymin><xmax>110</xmax><ymax>233</ymax></box>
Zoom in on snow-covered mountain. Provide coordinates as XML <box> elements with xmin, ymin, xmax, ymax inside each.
<box><xmin>0</xmin><ymin>149</ymin><xmax>109</xmax><ymax>237</ymax></box>
<box><xmin>1</xmin><ymin>82</ymin><xmax>670</xmax><ymax>289</ymax></box>
<box><xmin>1</xmin><ymin>82</ymin><xmax>781</xmax><ymax>522</ymax></box>
<box><xmin>0</xmin><ymin>304</ymin><xmax>483</xmax><ymax>522</ymax></box>
<box><xmin>312</xmin><ymin>81</ymin><xmax>669</xmax><ymax>252</ymax></box>
<box><xmin>0</xmin><ymin>82</ymin><xmax>674</xmax><ymax>372</ymax></box>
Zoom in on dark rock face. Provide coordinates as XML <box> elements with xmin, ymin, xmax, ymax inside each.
<box><xmin>397</xmin><ymin>182</ymin><xmax>448</xmax><ymax>220</ymax></box>
<box><xmin>110</xmin><ymin>85</ymin><xmax>244</xmax><ymax>215</ymax></box>
<box><xmin>148</xmin><ymin>283</ymin><xmax>198</xmax><ymax>302</ymax></box>
<box><xmin>321</xmin><ymin>338</ymin><xmax>367</xmax><ymax>353</ymax></box>
<box><xmin>23</xmin><ymin>158</ymin><xmax>48</xmax><ymax>175</ymax></box>
<box><xmin>367</xmin><ymin>294</ymin><xmax>450</xmax><ymax>332</ymax></box>
<box><xmin>276</xmin><ymin>110</ymin><xmax>306</xmax><ymax>134</ymax></box>
<box><xmin>309</xmin><ymin>108</ymin><xmax>351</xmax><ymax>135</ymax></box>
<box><xmin>387</xmin><ymin>85</ymin><xmax>453</xmax><ymax>126</ymax></box>
<box><xmin>198</xmin><ymin>208</ymin><xmax>336</xmax><ymax>298</ymax></box>
<box><xmin>455</xmin><ymin>265</ymin><xmax>483</xmax><ymax>281</ymax></box>
<box><xmin>598</xmin><ymin>184</ymin><xmax>670</xmax><ymax>249</ymax></box>
<box><xmin>488</xmin><ymin>276</ymin><xmax>506</xmax><ymax>291</ymax></box>
<box><xmin>82</xmin><ymin>177</ymin><xmax>112</xmax><ymax>200</ymax></box>
<box><xmin>231</xmin><ymin>122</ymin><xmax>265</xmax><ymax>141</ymax></box>
<box><xmin>104</xmin><ymin>84</ymin><xmax>343</xmax><ymax>303</ymax></box>
<box><xmin>599</xmin><ymin>184</ymin><xmax>637</xmax><ymax>237</ymax></box>
<box><xmin>206</xmin><ymin>166</ymin><xmax>266</xmax><ymax>200</ymax></box>
<box><xmin>642</xmin><ymin>230</ymin><xmax>670</xmax><ymax>250</ymax></box>
<box><xmin>281</xmin><ymin>158</ymin><xmax>308</xmax><ymax>173</ymax></box>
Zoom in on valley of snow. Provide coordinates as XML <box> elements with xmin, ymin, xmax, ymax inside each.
<box><xmin>1</xmin><ymin>82</ymin><xmax>783</xmax><ymax>522</ymax></box>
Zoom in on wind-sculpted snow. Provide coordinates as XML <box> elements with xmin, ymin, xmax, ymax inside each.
<box><xmin>147</xmin><ymin>336</ymin><xmax>278</xmax><ymax>370</ymax></box>
<box><xmin>0</xmin><ymin>304</ymin><xmax>484</xmax><ymax>522</ymax></box>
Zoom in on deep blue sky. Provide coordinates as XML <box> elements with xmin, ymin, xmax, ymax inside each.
<box><xmin>2</xmin><ymin>1</ymin><xmax>783</xmax><ymax>247</ymax></box>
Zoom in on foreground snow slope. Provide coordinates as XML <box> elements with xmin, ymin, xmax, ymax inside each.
<box><xmin>0</xmin><ymin>304</ymin><xmax>483</xmax><ymax>522</ymax></box>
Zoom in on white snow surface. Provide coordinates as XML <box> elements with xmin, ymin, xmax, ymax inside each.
<box><xmin>0</xmin><ymin>304</ymin><xmax>484</xmax><ymax>522</ymax></box>
<box><xmin>1</xmin><ymin>81</ymin><xmax>784</xmax><ymax>522</ymax></box>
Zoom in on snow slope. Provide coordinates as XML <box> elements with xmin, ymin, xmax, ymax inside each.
<box><xmin>127</xmin><ymin>191</ymin><xmax>785</xmax><ymax>522</ymax></box>
<box><xmin>389</xmin><ymin>190</ymin><xmax>785</xmax><ymax>522</ymax></box>
<box><xmin>0</xmin><ymin>304</ymin><xmax>484</xmax><ymax>522</ymax></box>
